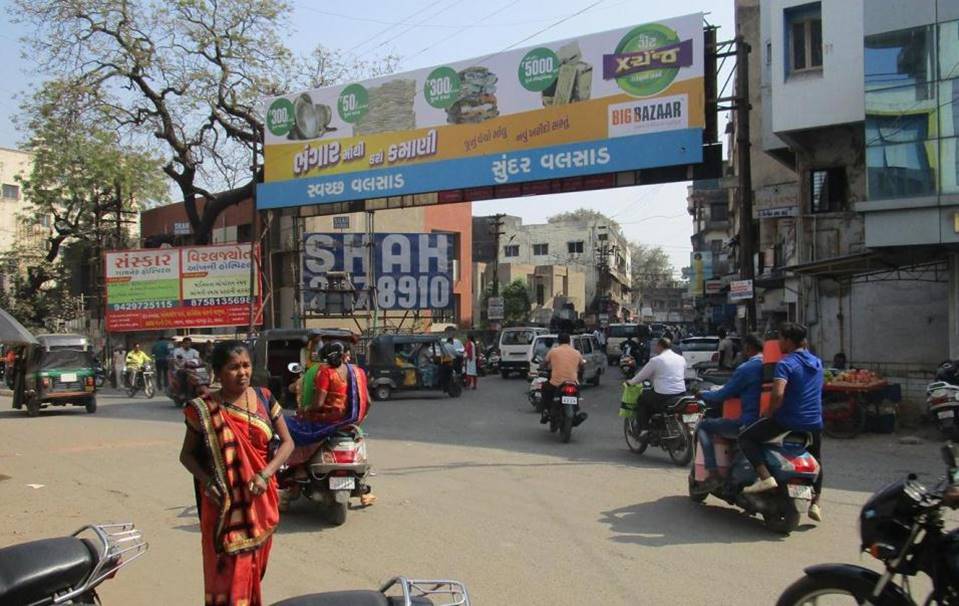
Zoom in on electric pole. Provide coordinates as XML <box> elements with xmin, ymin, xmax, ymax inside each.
<box><xmin>735</xmin><ymin>36</ymin><xmax>757</xmax><ymax>331</ymax></box>
<box><xmin>490</xmin><ymin>214</ymin><xmax>505</xmax><ymax>297</ymax></box>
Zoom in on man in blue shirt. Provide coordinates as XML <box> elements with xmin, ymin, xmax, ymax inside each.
<box><xmin>739</xmin><ymin>322</ymin><xmax>824</xmax><ymax>522</ymax></box>
<box><xmin>696</xmin><ymin>334</ymin><xmax>765</xmax><ymax>488</ymax></box>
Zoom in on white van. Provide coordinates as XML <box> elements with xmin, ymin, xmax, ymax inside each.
<box><xmin>498</xmin><ymin>327</ymin><xmax>549</xmax><ymax>378</ymax></box>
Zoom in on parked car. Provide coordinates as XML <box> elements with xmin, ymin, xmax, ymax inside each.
<box><xmin>528</xmin><ymin>333</ymin><xmax>605</xmax><ymax>386</ymax></box>
<box><xmin>498</xmin><ymin>326</ymin><xmax>549</xmax><ymax>378</ymax></box>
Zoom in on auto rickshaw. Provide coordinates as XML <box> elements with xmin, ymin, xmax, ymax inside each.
<box><xmin>14</xmin><ymin>334</ymin><xmax>98</xmax><ymax>416</ymax></box>
<box><xmin>251</xmin><ymin>328</ymin><xmax>359</xmax><ymax>409</ymax></box>
<box><xmin>366</xmin><ymin>334</ymin><xmax>463</xmax><ymax>401</ymax></box>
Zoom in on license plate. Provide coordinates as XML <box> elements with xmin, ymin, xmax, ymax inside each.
<box><xmin>939</xmin><ymin>410</ymin><xmax>956</xmax><ymax>419</ymax></box>
<box><xmin>329</xmin><ymin>476</ymin><xmax>355</xmax><ymax>490</ymax></box>
<box><xmin>682</xmin><ymin>414</ymin><xmax>701</xmax><ymax>423</ymax></box>
<box><xmin>787</xmin><ymin>484</ymin><xmax>813</xmax><ymax>499</ymax></box>
<box><xmin>561</xmin><ymin>396</ymin><xmax>578</xmax><ymax>405</ymax></box>
<box><xmin>60</xmin><ymin>373</ymin><xmax>77</xmax><ymax>383</ymax></box>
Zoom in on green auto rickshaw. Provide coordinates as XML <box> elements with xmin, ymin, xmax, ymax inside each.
<box><xmin>13</xmin><ymin>334</ymin><xmax>98</xmax><ymax>416</ymax></box>
<box><xmin>366</xmin><ymin>334</ymin><xmax>463</xmax><ymax>401</ymax></box>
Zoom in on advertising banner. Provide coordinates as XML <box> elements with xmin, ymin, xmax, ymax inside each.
<box><xmin>688</xmin><ymin>250</ymin><xmax>713</xmax><ymax>297</ymax></box>
<box><xmin>729</xmin><ymin>279</ymin><xmax>754</xmax><ymax>302</ymax></box>
<box><xmin>302</xmin><ymin>233</ymin><xmax>453</xmax><ymax>311</ymax></box>
<box><xmin>105</xmin><ymin>244</ymin><xmax>260</xmax><ymax>332</ymax></box>
<box><xmin>259</xmin><ymin>13</ymin><xmax>704</xmax><ymax>209</ymax></box>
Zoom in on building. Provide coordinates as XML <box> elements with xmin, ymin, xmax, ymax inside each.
<box><xmin>0</xmin><ymin>148</ymin><xmax>49</xmax><ymax>266</ymax></box>
<box><xmin>478</xmin><ymin>215</ymin><xmax>631</xmax><ymax>321</ymax></box>
<box><xmin>473</xmin><ymin>260</ymin><xmax>587</xmax><ymax>327</ymax></box>
<box><xmin>636</xmin><ymin>284</ymin><xmax>691</xmax><ymax>324</ymax></box>
<box><xmin>142</xmin><ymin>197</ymin><xmax>474</xmax><ymax>331</ymax></box>
<box><xmin>686</xmin><ymin>176</ymin><xmax>736</xmax><ymax>330</ymax></box>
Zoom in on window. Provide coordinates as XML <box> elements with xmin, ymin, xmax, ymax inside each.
<box><xmin>2</xmin><ymin>184</ymin><xmax>19</xmax><ymax>199</ymax></box>
<box><xmin>532</xmin><ymin>243</ymin><xmax>549</xmax><ymax>256</ymax></box>
<box><xmin>865</xmin><ymin>24</ymin><xmax>935</xmax><ymax>91</ymax></box>
<box><xmin>867</xmin><ymin>141</ymin><xmax>937</xmax><ymax>199</ymax></box>
<box><xmin>504</xmin><ymin>244</ymin><xmax>519</xmax><ymax>257</ymax></box>
<box><xmin>567</xmin><ymin>240</ymin><xmax>584</xmax><ymax>254</ymax></box>
<box><xmin>786</xmin><ymin>3</ymin><xmax>822</xmax><ymax>74</ymax></box>
<box><xmin>810</xmin><ymin>168</ymin><xmax>847</xmax><ymax>213</ymax></box>
<box><xmin>710</xmin><ymin>202</ymin><xmax>728</xmax><ymax>223</ymax></box>
<box><xmin>237</xmin><ymin>223</ymin><xmax>253</xmax><ymax>242</ymax></box>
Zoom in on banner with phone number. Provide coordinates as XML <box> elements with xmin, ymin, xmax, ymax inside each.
<box><xmin>105</xmin><ymin>244</ymin><xmax>261</xmax><ymax>332</ymax></box>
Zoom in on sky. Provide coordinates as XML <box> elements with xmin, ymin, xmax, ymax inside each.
<box><xmin>0</xmin><ymin>0</ymin><xmax>736</xmax><ymax>276</ymax></box>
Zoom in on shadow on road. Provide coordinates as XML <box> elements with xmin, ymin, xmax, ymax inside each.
<box><xmin>275</xmin><ymin>499</ymin><xmax>375</xmax><ymax>535</ymax></box>
<box><xmin>599</xmin><ymin>495</ymin><xmax>814</xmax><ymax>546</ymax></box>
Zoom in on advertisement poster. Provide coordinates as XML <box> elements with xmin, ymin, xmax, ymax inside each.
<box><xmin>259</xmin><ymin>13</ymin><xmax>705</xmax><ymax>209</ymax></box>
<box><xmin>688</xmin><ymin>250</ymin><xmax>713</xmax><ymax>297</ymax></box>
<box><xmin>729</xmin><ymin>279</ymin><xmax>754</xmax><ymax>302</ymax></box>
<box><xmin>302</xmin><ymin>233</ymin><xmax>453</xmax><ymax>311</ymax></box>
<box><xmin>105</xmin><ymin>244</ymin><xmax>260</xmax><ymax>332</ymax></box>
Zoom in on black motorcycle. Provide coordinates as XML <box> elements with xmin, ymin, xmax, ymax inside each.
<box><xmin>126</xmin><ymin>362</ymin><xmax>156</xmax><ymax>398</ymax></box>
<box><xmin>539</xmin><ymin>371</ymin><xmax>587</xmax><ymax>443</ymax></box>
<box><xmin>623</xmin><ymin>381</ymin><xmax>704</xmax><ymax>466</ymax></box>
<box><xmin>777</xmin><ymin>443</ymin><xmax>959</xmax><ymax>605</ymax></box>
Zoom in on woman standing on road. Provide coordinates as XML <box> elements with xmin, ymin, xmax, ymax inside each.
<box><xmin>178</xmin><ymin>340</ymin><xmax>294</xmax><ymax>605</ymax></box>
<box><xmin>464</xmin><ymin>334</ymin><xmax>478</xmax><ymax>389</ymax></box>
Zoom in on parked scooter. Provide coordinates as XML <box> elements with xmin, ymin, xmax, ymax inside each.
<box><xmin>623</xmin><ymin>381</ymin><xmax>704</xmax><ymax>466</ymax></box>
<box><xmin>273</xmin><ymin>577</ymin><xmax>471</xmax><ymax>605</ymax></box>
<box><xmin>927</xmin><ymin>381</ymin><xmax>959</xmax><ymax>439</ymax></box>
<box><xmin>619</xmin><ymin>354</ymin><xmax>637</xmax><ymax>379</ymax></box>
<box><xmin>280</xmin><ymin>363</ymin><xmax>372</xmax><ymax>526</ymax></box>
<box><xmin>0</xmin><ymin>523</ymin><xmax>148</xmax><ymax>605</ymax></box>
<box><xmin>125</xmin><ymin>362</ymin><xmax>156</xmax><ymax>398</ymax></box>
<box><xmin>688</xmin><ymin>429</ymin><xmax>820</xmax><ymax>534</ymax></box>
<box><xmin>776</xmin><ymin>443</ymin><xmax>958</xmax><ymax>604</ymax></box>
<box><xmin>167</xmin><ymin>358</ymin><xmax>211</xmax><ymax>407</ymax></box>
<box><xmin>536</xmin><ymin>370</ymin><xmax>587</xmax><ymax>443</ymax></box>
<box><xmin>528</xmin><ymin>374</ymin><xmax>546</xmax><ymax>409</ymax></box>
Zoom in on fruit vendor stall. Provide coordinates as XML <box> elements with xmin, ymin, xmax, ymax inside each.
<box><xmin>822</xmin><ymin>369</ymin><xmax>900</xmax><ymax>439</ymax></box>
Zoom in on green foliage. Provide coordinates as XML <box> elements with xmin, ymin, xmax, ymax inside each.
<box><xmin>547</xmin><ymin>208</ymin><xmax>624</xmax><ymax>235</ymax></box>
<box><xmin>630</xmin><ymin>243</ymin><xmax>676</xmax><ymax>294</ymax></box>
<box><xmin>502</xmin><ymin>279</ymin><xmax>532</xmax><ymax>324</ymax></box>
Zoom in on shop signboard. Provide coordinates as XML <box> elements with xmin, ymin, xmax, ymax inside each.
<box><xmin>259</xmin><ymin>13</ymin><xmax>705</xmax><ymax>209</ymax></box>
<box><xmin>487</xmin><ymin>296</ymin><xmax>505</xmax><ymax>320</ymax></box>
<box><xmin>729</xmin><ymin>279</ymin><xmax>754</xmax><ymax>302</ymax></box>
<box><xmin>105</xmin><ymin>244</ymin><xmax>260</xmax><ymax>332</ymax></box>
<box><xmin>302</xmin><ymin>233</ymin><xmax>453</xmax><ymax>311</ymax></box>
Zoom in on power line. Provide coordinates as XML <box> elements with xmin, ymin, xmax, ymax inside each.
<box><xmin>494</xmin><ymin>0</ymin><xmax>607</xmax><ymax>54</ymax></box>
<box><xmin>404</xmin><ymin>0</ymin><xmax>522</xmax><ymax>64</ymax></box>
<box><xmin>358</xmin><ymin>0</ymin><xmax>472</xmax><ymax>60</ymax></box>
<box><xmin>345</xmin><ymin>0</ymin><xmax>452</xmax><ymax>56</ymax></box>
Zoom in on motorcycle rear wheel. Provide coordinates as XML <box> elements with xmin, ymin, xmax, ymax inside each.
<box><xmin>560</xmin><ymin>414</ymin><xmax>573</xmax><ymax>443</ymax></box>
<box><xmin>763</xmin><ymin>502</ymin><xmax>800</xmax><ymax>535</ymax></box>
<box><xmin>776</xmin><ymin>574</ymin><xmax>872</xmax><ymax>606</ymax></box>
<box><xmin>624</xmin><ymin>418</ymin><xmax>647</xmax><ymax>454</ymax></box>
<box><xmin>667</xmin><ymin>428</ymin><xmax>694</xmax><ymax>466</ymax></box>
<box><xmin>327</xmin><ymin>502</ymin><xmax>348</xmax><ymax>526</ymax></box>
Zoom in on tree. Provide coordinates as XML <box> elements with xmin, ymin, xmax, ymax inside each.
<box><xmin>630</xmin><ymin>243</ymin><xmax>676</xmax><ymax>296</ymax></box>
<box><xmin>13</xmin><ymin>0</ymin><xmax>398</xmax><ymax>243</ymax></box>
<box><xmin>13</xmin><ymin>80</ymin><xmax>167</xmax><ymax>297</ymax></box>
<box><xmin>548</xmin><ymin>208</ymin><xmax>624</xmax><ymax>235</ymax></box>
<box><xmin>501</xmin><ymin>279</ymin><xmax>531</xmax><ymax>324</ymax></box>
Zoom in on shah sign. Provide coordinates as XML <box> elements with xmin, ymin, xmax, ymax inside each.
<box><xmin>259</xmin><ymin>13</ymin><xmax>705</xmax><ymax>209</ymax></box>
<box><xmin>105</xmin><ymin>245</ymin><xmax>260</xmax><ymax>332</ymax></box>
<box><xmin>302</xmin><ymin>233</ymin><xmax>453</xmax><ymax>311</ymax></box>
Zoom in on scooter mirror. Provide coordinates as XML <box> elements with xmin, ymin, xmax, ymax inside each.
<box><xmin>287</xmin><ymin>362</ymin><xmax>303</xmax><ymax>374</ymax></box>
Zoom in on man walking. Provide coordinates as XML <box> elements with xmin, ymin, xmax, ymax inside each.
<box><xmin>152</xmin><ymin>337</ymin><xmax>171</xmax><ymax>390</ymax></box>
<box><xmin>738</xmin><ymin>323</ymin><xmax>824</xmax><ymax>522</ymax></box>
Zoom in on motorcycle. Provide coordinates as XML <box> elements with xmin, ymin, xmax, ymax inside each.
<box><xmin>125</xmin><ymin>362</ymin><xmax>156</xmax><ymax>398</ymax></box>
<box><xmin>94</xmin><ymin>359</ymin><xmax>107</xmax><ymax>388</ymax></box>
<box><xmin>280</xmin><ymin>363</ymin><xmax>373</xmax><ymax>526</ymax></box>
<box><xmin>776</xmin><ymin>443</ymin><xmax>959</xmax><ymax>604</ymax></box>
<box><xmin>528</xmin><ymin>375</ymin><xmax>546</xmax><ymax>409</ymax></box>
<box><xmin>537</xmin><ymin>371</ymin><xmax>587</xmax><ymax>443</ymax></box>
<box><xmin>928</xmin><ymin>381</ymin><xmax>959</xmax><ymax>440</ymax></box>
<box><xmin>688</xmin><ymin>427</ymin><xmax>821</xmax><ymax>534</ymax></box>
<box><xmin>0</xmin><ymin>523</ymin><xmax>148</xmax><ymax>605</ymax></box>
<box><xmin>273</xmin><ymin>577</ymin><xmax>471</xmax><ymax>605</ymax></box>
<box><xmin>166</xmin><ymin>358</ymin><xmax>211</xmax><ymax>407</ymax></box>
<box><xmin>623</xmin><ymin>382</ymin><xmax>704</xmax><ymax>466</ymax></box>
<box><xmin>619</xmin><ymin>354</ymin><xmax>637</xmax><ymax>379</ymax></box>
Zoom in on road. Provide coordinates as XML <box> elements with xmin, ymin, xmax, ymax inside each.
<box><xmin>0</xmin><ymin>370</ymin><xmax>949</xmax><ymax>605</ymax></box>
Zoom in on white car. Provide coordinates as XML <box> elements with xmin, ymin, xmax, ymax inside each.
<box><xmin>678</xmin><ymin>337</ymin><xmax>720</xmax><ymax>377</ymax></box>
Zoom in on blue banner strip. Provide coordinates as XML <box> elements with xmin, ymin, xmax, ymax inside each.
<box><xmin>257</xmin><ymin>128</ymin><xmax>703</xmax><ymax>209</ymax></box>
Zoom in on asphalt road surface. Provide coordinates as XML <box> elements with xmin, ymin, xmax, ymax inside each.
<box><xmin>0</xmin><ymin>370</ymin><xmax>949</xmax><ymax>605</ymax></box>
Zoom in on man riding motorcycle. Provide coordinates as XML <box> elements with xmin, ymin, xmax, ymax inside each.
<box><xmin>696</xmin><ymin>334</ymin><xmax>764</xmax><ymax>490</ymax></box>
<box><xmin>540</xmin><ymin>333</ymin><xmax>586</xmax><ymax>425</ymax></box>
<box><xmin>172</xmin><ymin>338</ymin><xmax>202</xmax><ymax>399</ymax></box>
<box><xmin>626</xmin><ymin>337</ymin><xmax>687</xmax><ymax>436</ymax></box>
<box><xmin>124</xmin><ymin>343</ymin><xmax>152</xmax><ymax>388</ymax></box>
<box><xmin>739</xmin><ymin>322</ymin><xmax>824</xmax><ymax>522</ymax></box>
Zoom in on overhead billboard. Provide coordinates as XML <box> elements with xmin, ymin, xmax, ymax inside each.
<box><xmin>303</xmin><ymin>233</ymin><xmax>453</xmax><ymax>312</ymax></box>
<box><xmin>259</xmin><ymin>13</ymin><xmax>705</xmax><ymax>209</ymax></box>
<box><xmin>105</xmin><ymin>244</ymin><xmax>260</xmax><ymax>332</ymax></box>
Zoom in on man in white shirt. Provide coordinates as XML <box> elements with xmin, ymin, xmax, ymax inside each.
<box><xmin>627</xmin><ymin>337</ymin><xmax>687</xmax><ymax>432</ymax></box>
<box><xmin>172</xmin><ymin>337</ymin><xmax>201</xmax><ymax>399</ymax></box>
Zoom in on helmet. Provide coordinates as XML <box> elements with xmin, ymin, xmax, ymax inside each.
<box><xmin>321</xmin><ymin>342</ymin><xmax>345</xmax><ymax>367</ymax></box>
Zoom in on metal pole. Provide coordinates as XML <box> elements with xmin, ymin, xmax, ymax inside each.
<box><xmin>367</xmin><ymin>209</ymin><xmax>378</xmax><ymax>336</ymax></box>
<box><xmin>247</xmin><ymin>138</ymin><xmax>260</xmax><ymax>339</ymax></box>
<box><xmin>735</xmin><ymin>36</ymin><xmax>757</xmax><ymax>331</ymax></box>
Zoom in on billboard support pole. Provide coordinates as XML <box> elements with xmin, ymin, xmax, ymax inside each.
<box><xmin>248</xmin><ymin>137</ymin><xmax>260</xmax><ymax>339</ymax></box>
<box><xmin>366</xmin><ymin>210</ymin><xmax>378</xmax><ymax>336</ymax></box>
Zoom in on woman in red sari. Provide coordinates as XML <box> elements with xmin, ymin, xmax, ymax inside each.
<box><xmin>179</xmin><ymin>341</ymin><xmax>294</xmax><ymax>606</ymax></box>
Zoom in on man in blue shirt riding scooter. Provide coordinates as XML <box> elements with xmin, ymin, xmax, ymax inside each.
<box><xmin>696</xmin><ymin>333</ymin><xmax>764</xmax><ymax>490</ymax></box>
<box><xmin>739</xmin><ymin>322</ymin><xmax>824</xmax><ymax>522</ymax></box>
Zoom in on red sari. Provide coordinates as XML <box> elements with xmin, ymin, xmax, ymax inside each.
<box><xmin>184</xmin><ymin>388</ymin><xmax>282</xmax><ymax>606</ymax></box>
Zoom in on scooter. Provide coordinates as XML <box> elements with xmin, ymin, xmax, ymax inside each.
<box><xmin>619</xmin><ymin>354</ymin><xmax>637</xmax><ymax>379</ymax></box>
<box><xmin>687</xmin><ymin>429</ymin><xmax>820</xmax><ymax>535</ymax></box>
<box><xmin>166</xmin><ymin>359</ymin><xmax>211</xmax><ymax>407</ymax></box>
<box><xmin>0</xmin><ymin>523</ymin><xmax>148</xmax><ymax>605</ymax></box>
<box><xmin>280</xmin><ymin>363</ymin><xmax>373</xmax><ymax>526</ymax></box>
<box><xmin>274</xmin><ymin>577</ymin><xmax>471</xmax><ymax>605</ymax></box>
<box><xmin>927</xmin><ymin>380</ymin><xmax>959</xmax><ymax>439</ymax></box>
<box><xmin>623</xmin><ymin>382</ymin><xmax>704</xmax><ymax>466</ymax></box>
<box><xmin>528</xmin><ymin>375</ymin><xmax>546</xmax><ymax>409</ymax></box>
